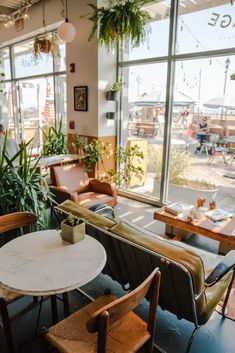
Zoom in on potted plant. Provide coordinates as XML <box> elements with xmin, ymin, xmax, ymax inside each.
<box><xmin>106</xmin><ymin>78</ymin><xmax>125</xmax><ymax>100</ymax></box>
<box><xmin>61</xmin><ymin>213</ymin><xmax>85</xmax><ymax>244</ymax></box>
<box><xmin>0</xmin><ymin>135</ymin><xmax>53</xmax><ymax>230</ymax></box>
<box><xmin>106</xmin><ymin>144</ymin><xmax>144</xmax><ymax>188</ymax></box>
<box><xmin>41</xmin><ymin>117</ymin><xmax>67</xmax><ymax>156</ymax></box>
<box><xmin>86</xmin><ymin>0</ymin><xmax>151</xmax><ymax>49</ymax></box>
<box><xmin>33</xmin><ymin>32</ymin><xmax>61</xmax><ymax>59</ymax></box>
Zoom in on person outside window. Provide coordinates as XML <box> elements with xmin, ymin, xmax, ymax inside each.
<box><xmin>0</xmin><ymin>124</ymin><xmax>19</xmax><ymax>159</ymax></box>
<box><xmin>197</xmin><ymin>116</ymin><xmax>209</xmax><ymax>144</ymax></box>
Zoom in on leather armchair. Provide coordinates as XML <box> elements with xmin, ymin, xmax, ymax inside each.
<box><xmin>50</xmin><ymin>164</ymin><xmax>117</xmax><ymax>208</ymax></box>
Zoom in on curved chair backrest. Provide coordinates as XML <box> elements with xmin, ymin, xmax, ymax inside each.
<box><xmin>87</xmin><ymin>268</ymin><xmax>160</xmax><ymax>333</ymax></box>
<box><xmin>0</xmin><ymin>212</ymin><xmax>37</xmax><ymax>234</ymax></box>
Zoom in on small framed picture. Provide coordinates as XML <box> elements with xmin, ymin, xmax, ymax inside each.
<box><xmin>74</xmin><ymin>86</ymin><xmax>88</xmax><ymax>111</ymax></box>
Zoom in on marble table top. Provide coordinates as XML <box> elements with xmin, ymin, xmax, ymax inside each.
<box><xmin>0</xmin><ymin>230</ymin><xmax>106</xmax><ymax>296</ymax></box>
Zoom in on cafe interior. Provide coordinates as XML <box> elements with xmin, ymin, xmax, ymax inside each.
<box><xmin>0</xmin><ymin>1</ymin><xmax>235</xmax><ymax>353</ymax></box>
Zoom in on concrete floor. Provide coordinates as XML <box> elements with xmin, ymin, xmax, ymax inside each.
<box><xmin>0</xmin><ymin>197</ymin><xmax>235</xmax><ymax>353</ymax></box>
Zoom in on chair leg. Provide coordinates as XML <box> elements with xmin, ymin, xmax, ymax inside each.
<box><xmin>62</xmin><ymin>293</ymin><xmax>70</xmax><ymax>318</ymax></box>
<box><xmin>0</xmin><ymin>300</ymin><xmax>15</xmax><ymax>353</ymax></box>
<box><xmin>185</xmin><ymin>325</ymin><xmax>200</xmax><ymax>353</ymax></box>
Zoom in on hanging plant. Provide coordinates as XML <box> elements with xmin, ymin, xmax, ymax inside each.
<box><xmin>33</xmin><ymin>0</ymin><xmax>60</xmax><ymax>59</ymax></box>
<box><xmin>86</xmin><ymin>0</ymin><xmax>151</xmax><ymax>49</ymax></box>
<box><xmin>33</xmin><ymin>32</ymin><xmax>61</xmax><ymax>59</ymax></box>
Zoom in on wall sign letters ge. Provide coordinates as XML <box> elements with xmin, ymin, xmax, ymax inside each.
<box><xmin>208</xmin><ymin>13</ymin><xmax>235</xmax><ymax>28</ymax></box>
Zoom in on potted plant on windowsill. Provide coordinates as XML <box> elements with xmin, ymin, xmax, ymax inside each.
<box><xmin>106</xmin><ymin>78</ymin><xmax>125</xmax><ymax>101</ymax></box>
<box><xmin>61</xmin><ymin>213</ymin><xmax>85</xmax><ymax>244</ymax></box>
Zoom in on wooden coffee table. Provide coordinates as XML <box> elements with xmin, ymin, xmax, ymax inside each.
<box><xmin>154</xmin><ymin>208</ymin><xmax>235</xmax><ymax>254</ymax></box>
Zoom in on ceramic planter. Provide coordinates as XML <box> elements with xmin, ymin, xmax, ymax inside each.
<box><xmin>106</xmin><ymin>90</ymin><xmax>118</xmax><ymax>101</ymax></box>
<box><xmin>61</xmin><ymin>220</ymin><xmax>85</xmax><ymax>244</ymax></box>
<box><xmin>106</xmin><ymin>112</ymin><xmax>116</xmax><ymax>119</ymax></box>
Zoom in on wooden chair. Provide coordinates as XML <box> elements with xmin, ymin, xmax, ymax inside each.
<box><xmin>0</xmin><ymin>212</ymin><xmax>38</xmax><ymax>353</ymax></box>
<box><xmin>47</xmin><ymin>268</ymin><xmax>161</xmax><ymax>353</ymax></box>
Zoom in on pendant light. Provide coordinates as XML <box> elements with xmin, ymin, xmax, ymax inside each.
<box><xmin>58</xmin><ymin>0</ymin><xmax>76</xmax><ymax>43</ymax></box>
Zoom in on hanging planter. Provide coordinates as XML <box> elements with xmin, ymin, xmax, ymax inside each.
<box><xmin>106</xmin><ymin>91</ymin><xmax>118</xmax><ymax>101</ymax></box>
<box><xmin>86</xmin><ymin>0</ymin><xmax>151</xmax><ymax>49</ymax></box>
<box><xmin>34</xmin><ymin>35</ymin><xmax>51</xmax><ymax>54</ymax></box>
<box><xmin>106</xmin><ymin>78</ymin><xmax>125</xmax><ymax>100</ymax></box>
<box><xmin>33</xmin><ymin>33</ymin><xmax>60</xmax><ymax>59</ymax></box>
<box><xmin>33</xmin><ymin>0</ymin><xmax>60</xmax><ymax>59</ymax></box>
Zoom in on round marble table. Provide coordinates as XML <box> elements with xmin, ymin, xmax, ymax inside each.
<box><xmin>0</xmin><ymin>230</ymin><xmax>106</xmax><ymax>297</ymax></box>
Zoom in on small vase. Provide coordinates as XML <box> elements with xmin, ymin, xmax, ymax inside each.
<box><xmin>106</xmin><ymin>91</ymin><xmax>118</xmax><ymax>101</ymax></box>
<box><xmin>61</xmin><ymin>220</ymin><xmax>85</xmax><ymax>244</ymax></box>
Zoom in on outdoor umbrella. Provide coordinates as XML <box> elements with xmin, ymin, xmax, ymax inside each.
<box><xmin>203</xmin><ymin>94</ymin><xmax>235</xmax><ymax>110</ymax></box>
<box><xmin>135</xmin><ymin>89</ymin><xmax>195</xmax><ymax>107</ymax></box>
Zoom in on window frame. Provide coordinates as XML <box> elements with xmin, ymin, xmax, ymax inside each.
<box><xmin>118</xmin><ymin>0</ymin><xmax>235</xmax><ymax>206</ymax></box>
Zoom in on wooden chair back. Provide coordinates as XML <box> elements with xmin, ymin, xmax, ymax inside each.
<box><xmin>0</xmin><ymin>212</ymin><xmax>37</xmax><ymax>235</ymax></box>
<box><xmin>87</xmin><ymin>268</ymin><xmax>161</xmax><ymax>353</ymax></box>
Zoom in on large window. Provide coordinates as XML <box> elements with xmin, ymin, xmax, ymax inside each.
<box><xmin>119</xmin><ymin>0</ymin><xmax>235</xmax><ymax>210</ymax></box>
<box><xmin>0</xmin><ymin>30</ymin><xmax>66</xmax><ymax>148</ymax></box>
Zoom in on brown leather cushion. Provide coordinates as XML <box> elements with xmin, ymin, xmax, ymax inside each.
<box><xmin>0</xmin><ymin>285</ymin><xmax>22</xmax><ymax>304</ymax></box>
<box><xmin>111</xmin><ymin>220</ymin><xmax>206</xmax><ymax>294</ymax></box>
<box><xmin>76</xmin><ymin>192</ymin><xmax>115</xmax><ymax>209</ymax></box>
<box><xmin>47</xmin><ymin>295</ymin><xmax>150</xmax><ymax>353</ymax></box>
<box><xmin>53</xmin><ymin>164</ymin><xmax>90</xmax><ymax>193</ymax></box>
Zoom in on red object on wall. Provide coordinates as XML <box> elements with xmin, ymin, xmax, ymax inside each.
<box><xmin>69</xmin><ymin>121</ymin><xmax>75</xmax><ymax>129</ymax></box>
<box><xmin>15</xmin><ymin>18</ymin><xmax>24</xmax><ymax>31</ymax></box>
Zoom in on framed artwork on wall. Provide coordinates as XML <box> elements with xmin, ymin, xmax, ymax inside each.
<box><xmin>74</xmin><ymin>86</ymin><xmax>88</xmax><ymax>111</ymax></box>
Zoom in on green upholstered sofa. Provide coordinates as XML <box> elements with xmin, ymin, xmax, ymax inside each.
<box><xmin>57</xmin><ymin>200</ymin><xmax>234</xmax><ymax>353</ymax></box>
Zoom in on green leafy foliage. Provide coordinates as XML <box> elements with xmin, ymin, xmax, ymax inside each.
<box><xmin>42</xmin><ymin>117</ymin><xmax>67</xmax><ymax>156</ymax></box>
<box><xmin>231</xmin><ymin>73</ymin><xmax>235</xmax><ymax>80</ymax></box>
<box><xmin>83</xmin><ymin>139</ymin><xmax>112</xmax><ymax>172</ymax></box>
<box><xmin>63</xmin><ymin>213</ymin><xmax>83</xmax><ymax>227</ymax></box>
<box><xmin>0</xmin><ymin>134</ymin><xmax>53</xmax><ymax>229</ymax></box>
<box><xmin>109</xmin><ymin>78</ymin><xmax>125</xmax><ymax>92</ymax></box>
<box><xmin>86</xmin><ymin>0</ymin><xmax>151</xmax><ymax>49</ymax></box>
<box><xmin>72</xmin><ymin>137</ymin><xmax>112</xmax><ymax>173</ymax></box>
<box><xmin>106</xmin><ymin>144</ymin><xmax>144</xmax><ymax>187</ymax></box>
<box><xmin>33</xmin><ymin>32</ymin><xmax>61</xmax><ymax>59</ymax></box>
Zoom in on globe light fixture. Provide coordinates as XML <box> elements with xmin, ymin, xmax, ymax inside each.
<box><xmin>58</xmin><ymin>0</ymin><xmax>76</xmax><ymax>43</ymax></box>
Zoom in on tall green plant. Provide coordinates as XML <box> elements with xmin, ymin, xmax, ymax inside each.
<box><xmin>107</xmin><ymin>144</ymin><xmax>144</xmax><ymax>187</ymax></box>
<box><xmin>86</xmin><ymin>0</ymin><xmax>151</xmax><ymax>48</ymax></box>
<box><xmin>83</xmin><ymin>139</ymin><xmax>112</xmax><ymax>172</ymax></box>
<box><xmin>0</xmin><ymin>136</ymin><xmax>53</xmax><ymax>229</ymax></box>
<box><xmin>42</xmin><ymin>117</ymin><xmax>67</xmax><ymax>156</ymax></box>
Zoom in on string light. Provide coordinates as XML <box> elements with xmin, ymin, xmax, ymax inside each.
<box><xmin>2</xmin><ymin>3</ymin><xmax>30</xmax><ymax>29</ymax></box>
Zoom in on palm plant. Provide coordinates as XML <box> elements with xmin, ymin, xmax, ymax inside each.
<box><xmin>41</xmin><ymin>117</ymin><xmax>67</xmax><ymax>156</ymax></box>
<box><xmin>0</xmin><ymin>135</ymin><xmax>53</xmax><ymax>229</ymax></box>
<box><xmin>86</xmin><ymin>0</ymin><xmax>151</xmax><ymax>48</ymax></box>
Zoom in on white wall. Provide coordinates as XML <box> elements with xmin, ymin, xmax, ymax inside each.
<box><xmin>0</xmin><ymin>0</ymin><xmax>117</xmax><ymax>138</ymax></box>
